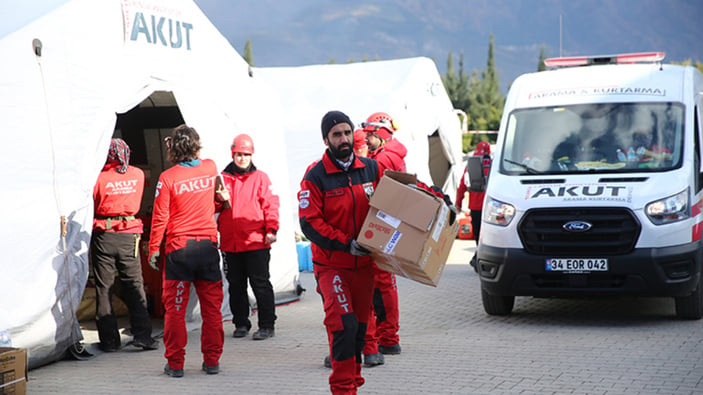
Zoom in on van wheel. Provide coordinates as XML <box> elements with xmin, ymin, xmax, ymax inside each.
<box><xmin>675</xmin><ymin>282</ymin><xmax>703</xmax><ymax>320</ymax></box>
<box><xmin>481</xmin><ymin>288</ymin><xmax>515</xmax><ymax>315</ymax></box>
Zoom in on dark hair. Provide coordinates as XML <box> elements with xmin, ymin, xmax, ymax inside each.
<box><xmin>167</xmin><ymin>124</ymin><xmax>202</xmax><ymax>163</ymax></box>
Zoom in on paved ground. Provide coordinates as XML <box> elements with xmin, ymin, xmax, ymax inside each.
<box><xmin>27</xmin><ymin>239</ymin><xmax>703</xmax><ymax>394</ymax></box>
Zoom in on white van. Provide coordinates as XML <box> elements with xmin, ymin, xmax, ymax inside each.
<box><xmin>478</xmin><ymin>52</ymin><xmax>703</xmax><ymax>319</ymax></box>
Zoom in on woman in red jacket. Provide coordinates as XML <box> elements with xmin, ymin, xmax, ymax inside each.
<box><xmin>217</xmin><ymin>134</ymin><xmax>280</xmax><ymax>341</ymax></box>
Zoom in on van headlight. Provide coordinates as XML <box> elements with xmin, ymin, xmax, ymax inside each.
<box><xmin>484</xmin><ymin>198</ymin><xmax>516</xmax><ymax>226</ymax></box>
<box><xmin>645</xmin><ymin>189</ymin><xmax>689</xmax><ymax>225</ymax></box>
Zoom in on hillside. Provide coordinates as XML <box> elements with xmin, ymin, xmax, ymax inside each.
<box><xmin>196</xmin><ymin>0</ymin><xmax>702</xmax><ymax>92</ymax></box>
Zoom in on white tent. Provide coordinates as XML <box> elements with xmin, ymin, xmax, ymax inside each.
<box><xmin>255</xmin><ymin>58</ymin><xmax>464</xmax><ymax>227</ymax></box>
<box><xmin>0</xmin><ymin>0</ymin><xmax>300</xmax><ymax>368</ymax></box>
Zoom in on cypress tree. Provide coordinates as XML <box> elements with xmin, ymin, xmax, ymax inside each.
<box><xmin>243</xmin><ymin>38</ymin><xmax>253</xmax><ymax>66</ymax></box>
<box><xmin>538</xmin><ymin>44</ymin><xmax>547</xmax><ymax>71</ymax></box>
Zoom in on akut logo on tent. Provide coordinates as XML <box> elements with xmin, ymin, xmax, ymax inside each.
<box><xmin>129</xmin><ymin>11</ymin><xmax>193</xmax><ymax>50</ymax></box>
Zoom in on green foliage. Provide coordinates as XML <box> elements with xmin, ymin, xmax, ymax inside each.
<box><xmin>444</xmin><ymin>34</ymin><xmax>506</xmax><ymax>152</ymax></box>
<box><xmin>673</xmin><ymin>59</ymin><xmax>703</xmax><ymax>74</ymax></box>
<box><xmin>243</xmin><ymin>39</ymin><xmax>253</xmax><ymax>66</ymax></box>
<box><xmin>537</xmin><ymin>44</ymin><xmax>547</xmax><ymax>71</ymax></box>
<box><xmin>462</xmin><ymin>133</ymin><xmax>498</xmax><ymax>153</ymax></box>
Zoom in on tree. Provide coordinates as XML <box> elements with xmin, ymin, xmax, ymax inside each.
<box><xmin>537</xmin><ymin>44</ymin><xmax>547</xmax><ymax>71</ymax></box>
<box><xmin>442</xmin><ymin>52</ymin><xmax>471</xmax><ymax>112</ymax></box>
<box><xmin>243</xmin><ymin>38</ymin><xmax>253</xmax><ymax>67</ymax></box>
<box><xmin>476</xmin><ymin>34</ymin><xmax>504</xmax><ymax>131</ymax></box>
<box><xmin>443</xmin><ymin>34</ymin><xmax>505</xmax><ymax>152</ymax></box>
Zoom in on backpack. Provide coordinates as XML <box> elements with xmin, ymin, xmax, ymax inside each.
<box><xmin>467</xmin><ymin>155</ymin><xmax>492</xmax><ymax>192</ymax></box>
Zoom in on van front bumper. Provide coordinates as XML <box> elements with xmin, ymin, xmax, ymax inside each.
<box><xmin>477</xmin><ymin>242</ymin><xmax>702</xmax><ymax>297</ymax></box>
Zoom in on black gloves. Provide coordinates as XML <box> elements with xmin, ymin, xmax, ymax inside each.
<box><xmin>349</xmin><ymin>239</ymin><xmax>371</xmax><ymax>256</ymax></box>
<box><xmin>431</xmin><ymin>185</ymin><xmax>454</xmax><ymax>207</ymax></box>
<box><xmin>149</xmin><ymin>252</ymin><xmax>160</xmax><ymax>271</ymax></box>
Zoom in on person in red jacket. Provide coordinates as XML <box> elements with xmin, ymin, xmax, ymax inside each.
<box><xmin>364</xmin><ymin>112</ymin><xmax>407</xmax><ymax>173</ymax></box>
<box><xmin>91</xmin><ymin>138</ymin><xmax>158</xmax><ymax>352</ymax></box>
<box><xmin>353</xmin><ymin>129</ymin><xmax>368</xmax><ymax>158</ymax></box>
<box><xmin>456</xmin><ymin>141</ymin><xmax>492</xmax><ymax>271</ymax></box>
<box><xmin>216</xmin><ymin>133</ymin><xmax>279</xmax><ymax>341</ymax></box>
<box><xmin>299</xmin><ymin>110</ymin><xmax>383</xmax><ymax>395</ymax></box>
<box><xmin>360</xmin><ymin>111</ymin><xmax>407</xmax><ymax>365</ymax></box>
<box><xmin>148</xmin><ymin>125</ymin><xmax>224</xmax><ymax>378</ymax></box>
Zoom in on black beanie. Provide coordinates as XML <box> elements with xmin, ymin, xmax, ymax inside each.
<box><xmin>321</xmin><ymin>110</ymin><xmax>353</xmax><ymax>139</ymax></box>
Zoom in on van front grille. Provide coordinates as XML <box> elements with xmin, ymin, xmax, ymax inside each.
<box><xmin>518</xmin><ymin>207</ymin><xmax>640</xmax><ymax>255</ymax></box>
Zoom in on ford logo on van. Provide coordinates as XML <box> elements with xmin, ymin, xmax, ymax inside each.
<box><xmin>563</xmin><ymin>221</ymin><xmax>592</xmax><ymax>232</ymax></box>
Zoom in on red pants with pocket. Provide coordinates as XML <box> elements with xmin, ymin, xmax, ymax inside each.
<box><xmin>363</xmin><ymin>269</ymin><xmax>400</xmax><ymax>355</ymax></box>
<box><xmin>162</xmin><ymin>238</ymin><xmax>224</xmax><ymax>369</ymax></box>
<box><xmin>315</xmin><ymin>263</ymin><xmax>374</xmax><ymax>395</ymax></box>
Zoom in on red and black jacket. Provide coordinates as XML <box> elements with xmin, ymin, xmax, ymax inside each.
<box><xmin>298</xmin><ymin>151</ymin><xmax>382</xmax><ymax>269</ymax></box>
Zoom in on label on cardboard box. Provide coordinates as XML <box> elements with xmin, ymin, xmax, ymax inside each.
<box><xmin>383</xmin><ymin>230</ymin><xmax>402</xmax><ymax>254</ymax></box>
<box><xmin>432</xmin><ymin>204</ymin><xmax>448</xmax><ymax>242</ymax></box>
<box><xmin>376</xmin><ymin>210</ymin><xmax>401</xmax><ymax>229</ymax></box>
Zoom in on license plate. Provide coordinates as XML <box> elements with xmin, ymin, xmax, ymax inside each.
<box><xmin>545</xmin><ymin>258</ymin><xmax>608</xmax><ymax>272</ymax></box>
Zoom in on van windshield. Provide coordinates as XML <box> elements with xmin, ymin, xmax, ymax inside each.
<box><xmin>501</xmin><ymin>102</ymin><xmax>684</xmax><ymax>175</ymax></box>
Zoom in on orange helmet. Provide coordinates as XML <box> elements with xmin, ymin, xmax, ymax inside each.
<box><xmin>475</xmin><ymin>141</ymin><xmax>491</xmax><ymax>156</ymax></box>
<box><xmin>231</xmin><ymin>134</ymin><xmax>254</xmax><ymax>156</ymax></box>
<box><xmin>362</xmin><ymin>112</ymin><xmax>397</xmax><ymax>140</ymax></box>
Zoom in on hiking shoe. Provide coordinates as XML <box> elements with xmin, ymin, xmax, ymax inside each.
<box><xmin>164</xmin><ymin>363</ymin><xmax>184</xmax><ymax>378</ymax></box>
<box><xmin>98</xmin><ymin>343</ymin><xmax>120</xmax><ymax>353</ymax></box>
<box><xmin>363</xmin><ymin>352</ymin><xmax>385</xmax><ymax>367</ymax></box>
<box><xmin>132</xmin><ymin>337</ymin><xmax>159</xmax><ymax>350</ymax></box>
<box><xmin>233</xmin><ymin>326</ymin><xmax>249</xmax><ymax>338</ymax></box>
<box><xmin>323</xmin><ymin>355</ymin><xmax>331</xmax><ymax>368</ymax></box>
<box><xmin>252</xmin><ymin>328</ymin><xmax>275</xmax><ymax>340</ymax></box>
<box><xmin>378</xmin><ymin>343</ymin><xmax>402</xmax><ymax>355</ymax></box>
<box><xmin>202</xmin><ymin>362</ymin><xmax>220</xmax><ymax>375</ymax></box>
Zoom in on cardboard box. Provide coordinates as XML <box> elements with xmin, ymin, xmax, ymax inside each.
<box><xmin>0</xmin><ymin>348</ymin><xmax>27</xmax><ymax>395</ymax></box>
<box><xmin>359</xmin><ymin>171</ymin><xmax>459</xmax><ymax>287</ymax></box>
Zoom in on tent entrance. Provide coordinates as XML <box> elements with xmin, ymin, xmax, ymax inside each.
<box><xmin>114</xmin><ymin>91</ymin><xmax>184</xmax><ymax>217</ymax></box>
<box><xmin>111</xmin><ymin>91</ymin><xmax>184</xmax><ymax>318</ymax></box>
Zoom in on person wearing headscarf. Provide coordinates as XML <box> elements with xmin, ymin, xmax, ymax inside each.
<box><xmin>91</xmin><ymin>138</ymin><xmax>158</xmax><ymax>352</ymax></box>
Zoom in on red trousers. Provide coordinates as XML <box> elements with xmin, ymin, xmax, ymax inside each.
<box><xmin>363</xmin><ymin>269</ymin><xmax>400</xmax><ymax>355</ymax></box>
<box><xmin>315</xmin><ymin>263</ymin><xmax>374</xmax><ymax>395</ymax></box>
<box><xmin>162</xmin><ymin>238</ymin><xmax>224</xmax><ymax>369</ymax></box>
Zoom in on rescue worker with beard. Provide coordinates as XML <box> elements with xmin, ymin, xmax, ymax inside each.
<box><xmin>299</xmin><ymin>110</ymin><xmax>383</xmax><ymax>395</ymax></box>
<box><xmin>361</xmin><ymin>112</ymin><xmax>407</xmax><ymax>364</ymax></box>
<box><xmin>216</xmin><ymin>134</ymin><xmax>279</xmax><ymax>341</ymax></box>
<box><xmin>148</xmin><ymin>125</ymin><xmax>224</xmax><ymax>377</ymax></box>
<box><xmin>91</xmin><ymin>138</ymin><xmax>158</xmax><ymax>352</ymax></box>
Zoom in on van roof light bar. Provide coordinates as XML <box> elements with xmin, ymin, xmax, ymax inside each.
<box><xmin>544</xmin><ymin>52</ymin><xmax>666</xmax><ymax>68</ymax></box>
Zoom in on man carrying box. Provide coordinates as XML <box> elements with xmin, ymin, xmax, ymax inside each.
<box><xmin>299</xmin><ymin>110</ymin><xmax>383</xmax><ymax>395</ymax></box>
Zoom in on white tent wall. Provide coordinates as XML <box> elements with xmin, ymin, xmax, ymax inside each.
<box><xmin>0</xmin><ymin>0</ymin><xmax>299</xmax><ymax>369</ymax></box>
<box><xmin>254</xmin><ymin>57</ymin><xmax>464</xmax><ymax>228</ymax></box>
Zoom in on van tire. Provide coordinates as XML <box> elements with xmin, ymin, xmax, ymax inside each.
<box><xmin>675</xmin><ymin>282</ymin><xmax>703</xmax><ymax>320</ymax></box>
<box><xmin>481</xmin><ymin>288</ymin><xmax>515</xmax><ymax>315</ymax></box>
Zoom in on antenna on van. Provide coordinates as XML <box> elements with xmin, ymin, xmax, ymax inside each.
<box><xmin>559</xmin><ymin>15</ymin><xmax>562</xmax><ymax>57</ymax></box>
